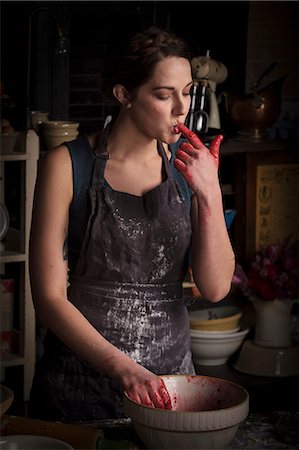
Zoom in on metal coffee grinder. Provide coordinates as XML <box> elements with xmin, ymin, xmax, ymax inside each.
<box><xmin>186</xmin><ymin>51</ymin><xmax>228</xmax><ymax>142</ymax></box>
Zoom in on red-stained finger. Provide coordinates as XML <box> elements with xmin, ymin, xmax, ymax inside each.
<box><xmin>153</xmin><ymin>391</ymin><xmax>166</xmax><ymax>409</ymax></box>
<box><xmin>209</xmin><ymin>135</ymin><xmax>223</xmax><ymax>159</ymax></box>
<box><xmin>174</xmin><ymin>157</ymin><xmax>186</xmax><ymax>173</ymax></box>
<box><xmin>177</xmin><ymin>143</ymin><xmax>198</xmax><ymax>161</ymax></box>
<box><xmin>176</xmin><ymin>149</ymin><xmax>192</xmax><ymax>165</ymax></box>
<box><xmin>177</xmin><ymin>123</ymin><xmax>203</xmax><ymax>149</ymax></box>
<box><xmin>127</xmin><ymin>388</ymin><xmax>156</xmax><ymax>408</ymax></box>
<box><xmin>139</xmin><ymin>379</ymin><xmax>172</xmax><ymax>410</ymax></box>
<box><xmin>179</xmin><ymin>142</ymin><xmax>197</xmax><ymax>154</ymax></box>
<box><xmin>159</xmin><ymin>381</ymin><xmax>172</xmax><ymax>410</ymax></box>
<box><xmin>127</xmin><ymin>390</ymin><xmax>142</xmax><ymax>404</ymax></box>
<box><xmin>139</xmin><ymin>394</ymin><xmax>155</xmax><ymax>408</ymax></box>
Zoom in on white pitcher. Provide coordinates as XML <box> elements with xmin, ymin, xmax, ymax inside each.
<box><xmin>252</xmin><ymin>296</ymin><xmax>299</xmax><ymax>348</ymax></box>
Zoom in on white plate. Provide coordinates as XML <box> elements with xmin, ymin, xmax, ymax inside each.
<box><xmin>0</xmin><ymin>435</ymin><xmax>74</xmax><ymax>450</ymax></box>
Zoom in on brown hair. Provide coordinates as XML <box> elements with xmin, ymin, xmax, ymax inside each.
<box><xmin>100</xmin><ymin>26</ymin><xmax>192</xmax><ymax>104</ymax></box>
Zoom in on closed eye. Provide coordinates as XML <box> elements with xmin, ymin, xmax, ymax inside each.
<box><xmin>157</xmin><ymin>95</ymin><xmax>171</xmax><ymax>101</ymax></box>
<box><xmin>156</xmin><ymin>91</ymin><xmax>191</xmax><ymax>101</ymax></box>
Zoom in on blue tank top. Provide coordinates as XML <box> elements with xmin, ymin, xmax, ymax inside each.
<box><xmin>66</xmin><ymin>135</ymin><xmax>192</xmax><ymax>273</ymax></box>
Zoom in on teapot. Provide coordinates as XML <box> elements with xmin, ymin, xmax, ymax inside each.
<box><xmin>224</xmin><ymin>70</ymin><xmax>286</xmax><ymax>142</ymax></box>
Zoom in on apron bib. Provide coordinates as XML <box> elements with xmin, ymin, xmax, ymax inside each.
<box><xmin>30</xmin><ymin>125</ymin><xmax>195</xmax><ymax>421</ymax></box>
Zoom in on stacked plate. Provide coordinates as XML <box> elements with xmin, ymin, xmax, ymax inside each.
<box><xmin>189</xmin><ymin>306</ymin><xmax>250</xmax><ymax>366</ymax></box>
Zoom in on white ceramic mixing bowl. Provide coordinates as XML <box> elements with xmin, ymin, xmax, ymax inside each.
<box><xmin>123</xmin><ymin>374</ymin><xmax>249</xmax><ymax>449</ymax></box>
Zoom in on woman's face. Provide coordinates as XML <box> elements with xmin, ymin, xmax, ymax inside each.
<box><xmin>128</xmin><ymin>56</ymin><xmax>193</xmax><ymax>144</ymax></box>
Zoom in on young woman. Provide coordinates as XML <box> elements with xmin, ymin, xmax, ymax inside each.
<box><xmin>28</xmin><ymin>26</ymin><xmax>235</xmax><ymax>421</ymax></box>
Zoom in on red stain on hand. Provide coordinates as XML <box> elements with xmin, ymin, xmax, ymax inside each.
<box><xmin>177</xmin><ymin>123</ymin><xmax>203</xmax><ymax>149</ymax></box>
<box><xmin>178</xmin><ymin>123</ymin><xmax>223</xmax><ymax>167</ymax></box>
<box><xmin>158</xmin><ymin>380</ymin><xmax>172</xmax><ymax>410</ymax></box>
<box><xmin>140</xmin><ymin>379</ymin><xmax>172</xmax><ymax>410</ymax></box>
<box><xmin>142</xmin><ymin>399</ymin><xmax>154</xmax><ymax>407</ymax></box>
<box><xmin>209</xmin><ymin>134</ymin><xmax>223</xmax><ymax>160</ymax></box>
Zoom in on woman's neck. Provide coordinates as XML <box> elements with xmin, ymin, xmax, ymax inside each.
<box><xmin>106</xmin><ymin>113</ymin><xmax>161</xmax><ymax>162</ymax></box>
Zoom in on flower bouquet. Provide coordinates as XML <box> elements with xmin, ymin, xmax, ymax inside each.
<box><xmin>233</xmin><ymin>238</ymin><xmax>299</xmax><ymax>348</ymax></box>
<box><xmin>233</xmin><ymin>237</ymin><xmax>298</xmax><ymax>301</ymax></box>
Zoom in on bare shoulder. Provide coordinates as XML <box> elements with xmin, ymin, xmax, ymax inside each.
<box><xmin>40</xmin><ymin>144</ymin><xmax>72</xmax><ymax>171</ymax></box>
<box><xmin>36</xmin><ymin>145</ymin><xmax>73</xmax><ymax>202</ymax></box>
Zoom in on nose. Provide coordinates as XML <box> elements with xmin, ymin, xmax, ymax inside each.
<box><xmin>172</xmin><ymin>94</ymin><xmax>190</xmax><ymax>117</ymax></box>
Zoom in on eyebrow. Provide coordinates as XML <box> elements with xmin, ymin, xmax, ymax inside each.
<box><xmin>152</xmin><ymin>81</ymin><xmax>194</xmax><ymax>91</ymax></box>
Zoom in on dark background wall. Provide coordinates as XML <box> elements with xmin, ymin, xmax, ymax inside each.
<box><xmin>1</xmin><ymin>1</ymin><xmax>249</xmax><ymax>134</ymax></box>
<box><xmin>1</xmin><ymin>1</ymin><xmax>297</xmax><ymax>138</ymax></box>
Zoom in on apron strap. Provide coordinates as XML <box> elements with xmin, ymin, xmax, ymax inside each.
<box><xmin>91</xmin><ymin>121</ymin><xmax>112</xmax><ymax>188</ymax></box>
<box><xmin>157</xmin><ymin>141</ymin><xmax>173</xmax><ymax>179</ymax></box>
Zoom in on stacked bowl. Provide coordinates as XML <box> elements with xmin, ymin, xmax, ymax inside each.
<box><xmin>42</xmin><ymin>121</ymin><xmax>79</xmax><ymax>150</ymax></box>
<box><xmin>189</xmin><ymin>306</ymin><xmax>249</xmax><ymax>365</ymax></box>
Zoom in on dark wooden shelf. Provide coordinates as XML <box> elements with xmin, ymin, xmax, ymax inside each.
<box><xmin>220</xmin><ymin>140</ymin><xmax>298</xmax><ymax>263</ymax></box>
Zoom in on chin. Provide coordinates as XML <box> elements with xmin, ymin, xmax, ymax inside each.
<box><xmin>160</xmin><ymin>133</ymin><xmax>181</xmax><ymax>146</ymax></box>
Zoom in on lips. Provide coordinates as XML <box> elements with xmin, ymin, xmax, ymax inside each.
<box><xmin>173</xmin><ymin>124</ymin><xmax>182</xmax><ymax>134</ymax></box>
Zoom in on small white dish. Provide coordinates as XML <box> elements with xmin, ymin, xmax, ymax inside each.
<box><xmin>0</xmin><ymin>435</ymin><xmax>74</xmax><ymax>450</ymax></box>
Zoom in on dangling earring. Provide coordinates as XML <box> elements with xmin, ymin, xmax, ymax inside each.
<box><xmin>123</xmin><ymin>101</ymin><xmax>131</xmax><ymax>109</ymax></box>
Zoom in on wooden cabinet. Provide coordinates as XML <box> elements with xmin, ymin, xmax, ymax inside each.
<box><xmin>220</xmin><ymin>139</ymin><xmax>298</xmax><ymax>264</ymax></box>
<box><xmin>0</xmin><ymin>130</ymin><xmax>39</xmax><ymax>410</ymax></box>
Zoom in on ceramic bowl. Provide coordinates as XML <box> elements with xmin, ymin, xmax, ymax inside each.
<box><xmin>189</xmin><ymin>306</ymin><xmax>242</xmax><ymax>332</ymax></box>
<box><xmin>0</xmin><ymin>435</ymin><xmax>74</xmax><ymax>449</ymax></box>
<box><xmin>190</xmin><ymin>326</ymin><xmax>240</xmax><ymax>337</ymax></box>
<box><xmin>42</xmin><ymin>120</ymin><xmax>79</xmax><ymax>130</ymax></box>
<box><xmin>123</xmin><ymin>375</ymin><xmax>249</xmax><ymax>449</ymax></box>
<box><xmin>190</xmin><ymin>328</ymin><xmax>250</xmax><ymax>365</ymax></box>
<box><xmin>0</xmin><ymin>132</ymin><xmax>20</xmax><ymax>154</ymax></box>
<box><xmin>42</xmin><ymin>121</ymin><xmax>79</xmax><ymax>150</ymax></box>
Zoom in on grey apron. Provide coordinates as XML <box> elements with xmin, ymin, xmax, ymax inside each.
<box><xmin>29</xmin><ymin>125</ymin><xmax>195</xmax><ymax>421</ymax></box>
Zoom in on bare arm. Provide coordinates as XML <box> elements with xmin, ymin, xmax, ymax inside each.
<box><xmin>29</xmin><ymin>146</ymin><xmax>169</xmax><ymax>408</ymax></box>
<box><xmin>174</xmin><ymin>125</ymin><xmax>235</xmax><ymax>301</ymax></box>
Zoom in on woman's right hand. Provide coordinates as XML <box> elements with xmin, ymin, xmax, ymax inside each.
<box><xmin>102</xmin><ymin>352</ymin><xmax>172</xmax><ymax>409</ymax></box>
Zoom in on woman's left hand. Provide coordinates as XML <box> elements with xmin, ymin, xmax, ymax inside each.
<box><xmin>174</xmin><ymin>124</ymin><xmax>235</xmax><ymax>302</ymax></box>
<box><xmin>174</xmin><ymin>124</ymin><xmax>223</xmax><ymax>195</ymax></box>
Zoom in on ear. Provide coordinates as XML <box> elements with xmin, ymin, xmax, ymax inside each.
<box><xmin>112</xmin><ymin>84</ymin><xmax>131</xmax><ymax>108</ymax></box>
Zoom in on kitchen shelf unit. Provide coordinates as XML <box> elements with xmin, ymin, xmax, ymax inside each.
<box><xmin>0</xmin><ymin>130</ymin><xmax>39</xmax><ymax>407</ymax></box>
<box><xmin>220</xmin><ymin>138</ymin><xmax>298</xmax><ymax>264</ymax></box>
